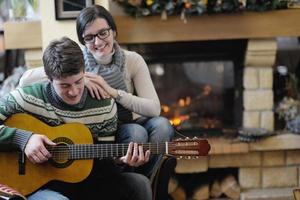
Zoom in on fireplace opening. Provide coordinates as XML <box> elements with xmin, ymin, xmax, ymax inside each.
<box><xmin>149</xmin><ymin>61</ymin><xmax>236</xmax><ymax>134</ymax></box>
<box><xmin>126</xmin><ymin>39</ymin><xmax>247</xmax><ymax>136</ymax></box>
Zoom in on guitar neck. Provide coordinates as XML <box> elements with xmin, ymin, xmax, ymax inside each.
<box><xmin>48</xmin><ymin>143</ymin><xmax>168</xmax><ymax>160</ymax></box>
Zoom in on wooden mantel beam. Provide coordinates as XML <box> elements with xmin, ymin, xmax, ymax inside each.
<box><xmin>114</xmin><ymin>9</ymin><xmax>300</xmax><ymax>44</ymax></box>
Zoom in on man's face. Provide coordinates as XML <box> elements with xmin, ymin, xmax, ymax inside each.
<box><xmin>52</xmin><ymin>71</ymin><xmax>85</xmax><ymax>105</ymax></box>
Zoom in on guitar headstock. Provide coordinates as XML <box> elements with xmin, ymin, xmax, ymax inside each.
<box><xmin>167</xmin><ymin>137</ymin><xmax>211</xmax><ymax>159</ymax></box>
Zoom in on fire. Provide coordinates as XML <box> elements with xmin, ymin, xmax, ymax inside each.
<box><xmin>169</xmin><ymin>115</ymin><xmax>190</xmax><ymax>126</ymax></box>
<box><xmin>161</xmin><ymin>85</ymin><xmax>221</xmax><ymax>129</ymax></box>
<box><xmin>179</xmin><ymin>99</ymin><xmax>185</xmax><ymax>107</ymax></box>
<box><xmin>178</xmin><ymin>96</ymin><xmax>191</xmax><ymax>107</ymax></box>
<box><xmin>162</xmin><ymin>99</ymin><xmax>191</xmax><ymax>127</ymax></box>
<box><xmin>171</xmin><ymin>118</ymin><xmax>181</xmax><ymax>126</ymax></box>
<box><xmin>162</xmin><ymin>105</ymin><xmax>170</xmax><ymax>113</ymax></box>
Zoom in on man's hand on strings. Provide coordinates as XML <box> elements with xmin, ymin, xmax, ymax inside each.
<box><xmin>119</xmin><ymin>142</ymin><xmax>150</xmax><ymax>167</ymax></box>
<box><xmin>24</xmin><ymin>134</ymin><xmax>56</xmax><ymax>164</ymax></box>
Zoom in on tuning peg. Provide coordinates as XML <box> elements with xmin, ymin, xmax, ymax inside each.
<box><xmin>193</xmin><ymin>136</ymin><xmax>198</xmax><ymax>139</ymax></box>
<box><xmin>185</xmin><ymin>137</ymin><xmax>190</xmax><ymax>140</ymax></box>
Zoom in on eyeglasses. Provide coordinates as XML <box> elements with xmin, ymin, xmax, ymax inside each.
<box><xmin>83</xmin><ymin>28</ymin><xmax>111</xmax><ymax>44</ymax></box>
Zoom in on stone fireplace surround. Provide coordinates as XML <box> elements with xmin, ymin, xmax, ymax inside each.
<box><xmin>113</xmin><ymin>9</ymin><xmax>300</xmax><ymax>200</ymax></box>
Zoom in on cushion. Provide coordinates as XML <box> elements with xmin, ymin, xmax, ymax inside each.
<box><xmin>0</xmin><ymin>183</ymin><xmax>27</xmax><ymax>200</ymax></box>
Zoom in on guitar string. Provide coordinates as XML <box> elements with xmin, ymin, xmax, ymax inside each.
<box><xmin>48</xmin><ymin>144</ymin><xmax>168</xmax><ymax>155</ymax></box>
<box><xmin>47</xmin><ymin>143</ymin><xmax>199</xmax><ymax>151</ymax></box>
<box><xmin>46</xmin><ymin>141</ymin><xmax>199</xmax><ymax>149</ymax></box>
<box><xmin>47</xmin><ymin>145</ymin><xmax>195</xmax><ymax>154</ymax></box>
<box><xmin>49</xmin><ymin>144</ymin><xmax>166</xmax><ymax>159</ymax></box>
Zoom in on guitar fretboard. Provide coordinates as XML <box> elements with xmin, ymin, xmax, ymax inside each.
<box><xmin>48</xmin><ymin>143</ymin><xmax>168</xmax><ymax>160</ymax></box>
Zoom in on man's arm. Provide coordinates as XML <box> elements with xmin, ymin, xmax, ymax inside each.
<box><xmin>0</xmin><ymin>92</ymin><xmax>32</xmax><ymax>152</ymax></box>
<box><xmin>0</xmin><ymin>122</ymin><xmax>55</xmax><ymax>165</ymax></box>
<box><xmin>0</xmin><ymin>126</ymin><xmax>55</xmax><ymax>164</ymax></box>
<box><xmin>0</xmin><ymin>125</ymin><xmax>33</xmax><ymax>152</ymax></box>
<box><xmin>0</xmin><ymin>92</ymin><xmax>55</xmax><ymax>163</ymax></box>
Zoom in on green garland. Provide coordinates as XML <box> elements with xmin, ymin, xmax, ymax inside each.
<box><xmin>114</xmin><ymin>0</ymin><xmax>289</xmax><ymax>20</ymax></box>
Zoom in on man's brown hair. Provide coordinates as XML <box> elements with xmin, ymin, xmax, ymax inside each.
<box><xmin>43</xmin><ymin>37</ymin><xmax>84</xmax><ymax>80</ymax></box>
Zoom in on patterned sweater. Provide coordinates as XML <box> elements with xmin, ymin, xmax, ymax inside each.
<box><xmin>0</xmin><ymin>82</ymin><xmax>117</xmax><ymax>152</ymax></box>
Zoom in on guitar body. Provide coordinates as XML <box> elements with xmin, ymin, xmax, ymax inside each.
<box><xmin>0</xmin><ymin>113</ymin><xmax>94</xmax><ymax>195</ymax></box>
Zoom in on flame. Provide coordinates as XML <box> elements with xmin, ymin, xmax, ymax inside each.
<box><xmin>161</xmin><ymin>105</ymin><xmax>170</xmax><ymax>113</ymax></box>
<box><xmin>178</xmin><ymin>96</ymin><xmax>191</xmax><ymax>107</ymax></box>
<box><xmin>179</xmin><ymin>99</ymin><xmax>185</xmax><ymax>107</ymax></box>
<box><xmin>161</xmin><ymin>85</ymin><xmax>221</xmax><ymax>129</ymax></box>
<box><xmin>186</xmin><ymin>96</ymin><xmax>191</xmax><ymax>105</ymax></box>
<box><xmin>169</xmin><ymin>115</ymin><xmax>190</xmax><ymax>126</ymax></box>
<box><xmin>171</xmin><ymin>118</ymin><xmax>181</xmax><ymax>126</ymax></box>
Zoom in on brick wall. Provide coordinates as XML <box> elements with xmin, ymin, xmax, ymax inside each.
<box><xmin>243</xmin><ymin>38</ymin><xmax>277</xmax><ymax>131</ymax></box>
<box><xmin>174</xmin><ymin>134</ymin><xmax>300</xmax><ymax>199</ymax></box>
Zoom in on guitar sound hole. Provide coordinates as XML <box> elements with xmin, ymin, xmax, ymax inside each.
<box><xmin>49</xmin><ymin>137</ymin><xmax>74</xmax><ymax>168</ymax></box>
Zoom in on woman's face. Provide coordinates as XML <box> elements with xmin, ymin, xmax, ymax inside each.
<box><xmin>83</xmin><ymin>18</ymin><xmax>115</xmax><ymax>60</ymax></box>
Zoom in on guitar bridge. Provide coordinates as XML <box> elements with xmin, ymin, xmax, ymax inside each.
<box><xmin>18</xmin><ymin>151</ymin><xmax>26</xmax><ymax>175</ymax></box>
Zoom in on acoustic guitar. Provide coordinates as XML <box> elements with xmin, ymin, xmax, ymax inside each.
<box><xmin>0</xmin><ymin>113</ymin><xmax>210</xmax><ymax>196</ymax></box>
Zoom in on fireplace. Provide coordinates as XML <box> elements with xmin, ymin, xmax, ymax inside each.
<box><xmin>114</xmin><ymin>10</ymin><xmax>300</xmax><ymax>199</ymax></box>
<box><xmin>126</xmin><ymin>39</ymin><xmax>247</xmax><ymax>136</ymax></box>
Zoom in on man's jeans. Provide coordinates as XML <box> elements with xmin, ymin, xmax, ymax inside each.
<box><xmin>28</xmin><ymin>173</ymin><xmax>152</xmax><ymax>200</ymax></box>
<box><xmin>28</xmin><ymin>190</ymin><xmax>68</xmax><ymax>200</ymax></box>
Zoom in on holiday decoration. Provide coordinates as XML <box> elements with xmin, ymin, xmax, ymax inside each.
<box><xmin>114</xmin><ymin>0</ymin><xmax>289</xmax><ymax>21</ymax></box>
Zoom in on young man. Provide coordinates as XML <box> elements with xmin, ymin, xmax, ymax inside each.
<box><xmin>0</xmin><ymin>37</ymin><xmax>152</xmax><ymax>200</ymax></box>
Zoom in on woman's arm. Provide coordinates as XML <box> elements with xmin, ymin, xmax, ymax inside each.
<box><xmin>118</xmin><ymin>51</ymin><xmax>161</xmax><ymax>117</ymax></box>
<box><xmin>18</xmin><ymin>67</ymin><xmax>48</xmax><ymax>87</ymax></box>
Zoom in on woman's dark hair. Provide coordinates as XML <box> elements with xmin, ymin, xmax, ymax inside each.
<box><xmin>76</xmin><ymin>5</ymin><xmax>117</xmax><ymax>45</ymax></box>
<box><xmin>43</xmin><ymin>37</ymin><xmax>84</xmax><ymax>80</ymax></box>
